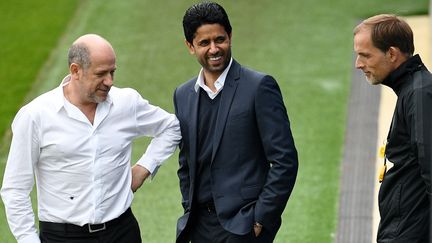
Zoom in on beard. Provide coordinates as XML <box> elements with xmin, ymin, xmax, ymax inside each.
<box><xmin>200</xmin><ymin>49</ymin><xmax>231</xmax><ymax>74</ymax></box>
<box><xmin>364</xmin><ymin>73</ymin><xmax>383</xmax><ymax>85</ymax></box>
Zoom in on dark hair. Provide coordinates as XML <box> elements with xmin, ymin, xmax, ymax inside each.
<box><xmin>354</xmin><ymin>14</ymin><xmax>414</xmax><ymax>56</ymax></box>
<box><xmin>183</xmin><ymin>1</ymin><xmax>232</xmax><ymax>44</ymax></box>
<box><xmin>68</xmin><ymin>43</ymin><xmax>91</xmax><ymax>69</ymax></box>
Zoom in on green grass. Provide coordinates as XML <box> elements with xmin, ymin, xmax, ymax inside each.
<box><xmin>0</xmin><ymin>0</ymin><xmax>80</xmax><ymax>241</ymax></box>
<box><xmin>0</xmin><ymin>0</ymin><xmax>429</xmax><ymax>242</ymax></box>
<box><xmin>0</xmin><ymin>0</ymin><xmax>80</xmax><ymax>145</ymax></box>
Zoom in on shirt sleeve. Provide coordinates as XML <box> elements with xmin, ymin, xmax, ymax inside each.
<box><xmin>409</xmin><ymin>81</ymin><xmax>432</xmax><ymax>195</ymax></box>
<box><xmin>253</xmin><ymin>75</ymin><xmax>298</xmax><ymax>228</ymax></box>
<box><xmin>0</xmin><ymin>107</ymin><xmax>41</xmax><ymax>243</ymax></box>
<box><xmin>133</xmin><ymin>92</ymin><xmax>181</xmax><ymax>176</ymax></box>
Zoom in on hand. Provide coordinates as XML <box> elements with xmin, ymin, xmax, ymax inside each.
<box><xmin>131</xmin><ymin>164</ymin><xmax>151</xmax><ymax>192</ymax></box>
<box><xmin>253</xmin><ymin>222</ymin><xmax>263</xmax><ymax>237</ymax></box>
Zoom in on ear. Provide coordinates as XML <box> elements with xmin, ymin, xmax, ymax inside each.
<box><xmin>70</xmin><ymin>63</ymin><xmax>81</xmax><ymax>79</ymax></box>
<box><xmin>387</xmin><ymin>47</ymin><xmax>401</xmax><ymax>62</ymax></box>
<box><xmin>185</xmin><ymin>40</ymin><xmax>195</xmax><ymax>55</ymax></box>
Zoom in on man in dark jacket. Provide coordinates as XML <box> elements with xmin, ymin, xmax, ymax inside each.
<box><xmin>174</xmin><ymin>2</ymin><xmax>298</xmax><ymax>243</ymax></box>
<box><xmin>354</xmin><ymin>14</ymin><xmax>431</xmax><ymax>242</ymax></box>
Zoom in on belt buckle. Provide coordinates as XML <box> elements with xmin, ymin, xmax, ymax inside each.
<box><xmin>88</xmin><ymin>223</ymin><xmax>106</xmax><ymax>233</ymax></box>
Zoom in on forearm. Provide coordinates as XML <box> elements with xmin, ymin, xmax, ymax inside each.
<box><xmin>412</xmin><ymin>86</ymin><xmax>432</xmax><ymax>192</ymax></box>
<box><xmin>1</xmin><ymin>183</ymin><xmax>39</xmax><ymax>243</ymax></box>
<box><xmin>254</xmin><ymin>75</ymin><xmax>299</xmax><ymax>226</ymax></box>
<box><xmin>136</xmin><ymin>108</ymin><xmax>181</xmax><ymax>175</ymax></box>
<box><xmin>254</xmin><ymin>155</ymin><xmax>298</xmax><ymax>227</ymax></box>
<box><xmin>177</xmin><ymin>151</ymin><xmax>190</xmax><ymax>211</ymax></box>
<box><xmin>1</xmin><ymin>109</ymin><xmax>40</xmax><ymax>242</ymax></box>
<box><xmin>136</xmin><ymin>123</ymin><xmax>181</xmax><ymax>175</ymax></box>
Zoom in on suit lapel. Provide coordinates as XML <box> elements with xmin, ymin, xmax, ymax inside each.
<box><xmin>211</xmin><ymin>60</ymin><xmax>240</xmax><ymax>161</ymax></box>
<box><xmin>188</xmin><ymin>84</ymin><xmax>199</xmax><ymax>174</ymax></box>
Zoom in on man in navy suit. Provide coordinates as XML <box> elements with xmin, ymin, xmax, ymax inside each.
<box><xmin>174</xmin><ymin>2</ymin><xmax>298</xmax><ymax>242</ymax></box>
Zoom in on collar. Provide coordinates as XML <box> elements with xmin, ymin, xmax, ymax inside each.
<box><xmin>194</xmin><ymin>57</ymin><xmax>233</xmax><ymax>93</ymax></box>
<box><xmin>381</xmin><ymin>54</ymin><xmax>424</xmax><ymax>95</ymax></box>
<box><xmin>53</xmin><ymin>74</ymin><xmax>113</xmax><ymax>112</ymax></box>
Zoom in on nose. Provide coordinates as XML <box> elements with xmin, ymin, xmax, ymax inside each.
<box><xmin>355</xmin><ymin>55</ymin><xmax>364</xmax><ymax>69</ymax></box>
<box><xmin>209</xmin><ymin>42</ymin><xmax>218</xmax><ymax>54</ymax></box>
<box><xmin>103</xmin><ymin>73</ymin><xmax>114</xmax><ymax>87</ymax></box>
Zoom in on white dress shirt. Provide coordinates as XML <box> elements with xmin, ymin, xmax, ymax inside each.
<box><xmin>194</xmin><ymin>58</ymin><xmax>233</xmax><ymax>99</ymax></box>
<box><xmin>0</xmin><ymin>75</ymin><xmax>181</xmax><ymax>243</ymax></box>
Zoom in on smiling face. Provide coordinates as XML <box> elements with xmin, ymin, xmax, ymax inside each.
<box><xmin>186</xmin><ymin>23</ymin><xmax>232</xmax><ymax>82</ymax></box>
<box><xmin>354</xmin><ymin>28</ymin><xmax>394</xmax><ymax>85</ymax></box>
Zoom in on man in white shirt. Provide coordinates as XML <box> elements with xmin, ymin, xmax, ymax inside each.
<box><xmin>0</xmin><ymin>34</ymin><xmax>181</xmax><ymax>243</ymax></box>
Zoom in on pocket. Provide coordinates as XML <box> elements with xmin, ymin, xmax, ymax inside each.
<box><xmin>378</xmin><ymin>183</ymin><xmax>402</xmax><ymax>233</ymax></box>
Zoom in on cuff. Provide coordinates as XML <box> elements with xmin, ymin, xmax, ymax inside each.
<box><xmin>18</xmin><ymin>233</ymin><xmax>41</xmax><ymax>243</ymax></box>
<box><xmin>137</xmin><ymin>159</ymin><xmax>160</xmax><ymax>179</ymax></box>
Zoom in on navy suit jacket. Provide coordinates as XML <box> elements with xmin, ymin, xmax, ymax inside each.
<box><xmin>174</xmin><ymin>60</ymin><xmax>298</xmax><ymax>241</ymax></box>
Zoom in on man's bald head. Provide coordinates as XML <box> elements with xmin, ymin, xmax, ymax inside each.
<box><xmin>68</xmin><ymin>34</ymin><xmax>115</xmax><ymax>70</ymax></box>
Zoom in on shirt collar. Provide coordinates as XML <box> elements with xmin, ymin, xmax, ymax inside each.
<box><xmin>194</xmin><ymin>57</ymin><xmax>233</xmax><ymax>93</ymax></box>
<box><xmin>53</xmin><ymin>74</ymin><xmax>113</xmax><ymax>112</ymax></box>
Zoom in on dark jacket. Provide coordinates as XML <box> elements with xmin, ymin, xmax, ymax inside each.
<box><xmin>173</xmin><ymin>60</ymin><xmax>298</xmax><ymax>242</ymax></box>
<box><xmin>378</xmin><ymin>54</ymin><xmax>431</xmax><ymax>242</ymax></box>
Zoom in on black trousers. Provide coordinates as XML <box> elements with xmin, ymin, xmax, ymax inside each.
<box><xmin>184</xmin><ymin>203</ymin><xmax>274</xmax><ymax>243</ymax></box>
<box><xmin>39</xmin><ymin>208</ymin><xmax>141</xmax><ymax>243</ymax></box>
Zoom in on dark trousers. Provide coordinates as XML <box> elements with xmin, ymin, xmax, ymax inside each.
<box><xmin>39</xmin><ymin>208</ymin><xmax>141</xmax><ymax>243</ymax></box>
<box><xmin>183</xmin><ymin>203</ymin><xmax>274</xmax><ymax>243</ymax></box>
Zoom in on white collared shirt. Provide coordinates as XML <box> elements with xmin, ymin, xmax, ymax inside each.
<box><xmin>194</xmin><ymin>58</ymin><xmax>233</xmax><ymax>99</ymax></box>
<box><xmin>1</xmin><ymin>75</ymin><xmax>181</xmax><ymax>243</ymax></box>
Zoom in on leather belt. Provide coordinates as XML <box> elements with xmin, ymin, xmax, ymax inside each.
<box><xmin>39</xmin><ymin>208</ymin><xmax>132</xmax><ymax>233</ymax></box>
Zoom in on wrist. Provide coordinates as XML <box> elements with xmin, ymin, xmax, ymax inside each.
<box><xmin>136</xmin><ymin>165</ymin><xmax>151</xmax><ymax>179</ymax></box>
<box><xmin>254</xmin><ymin>222</ymin><xmax>263</xmax><ymax>228</ymax></box>
<box><xmin>253</xmin><ymin>222</ymin><xmax>263</xmax><ymax>237</ymax></box>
